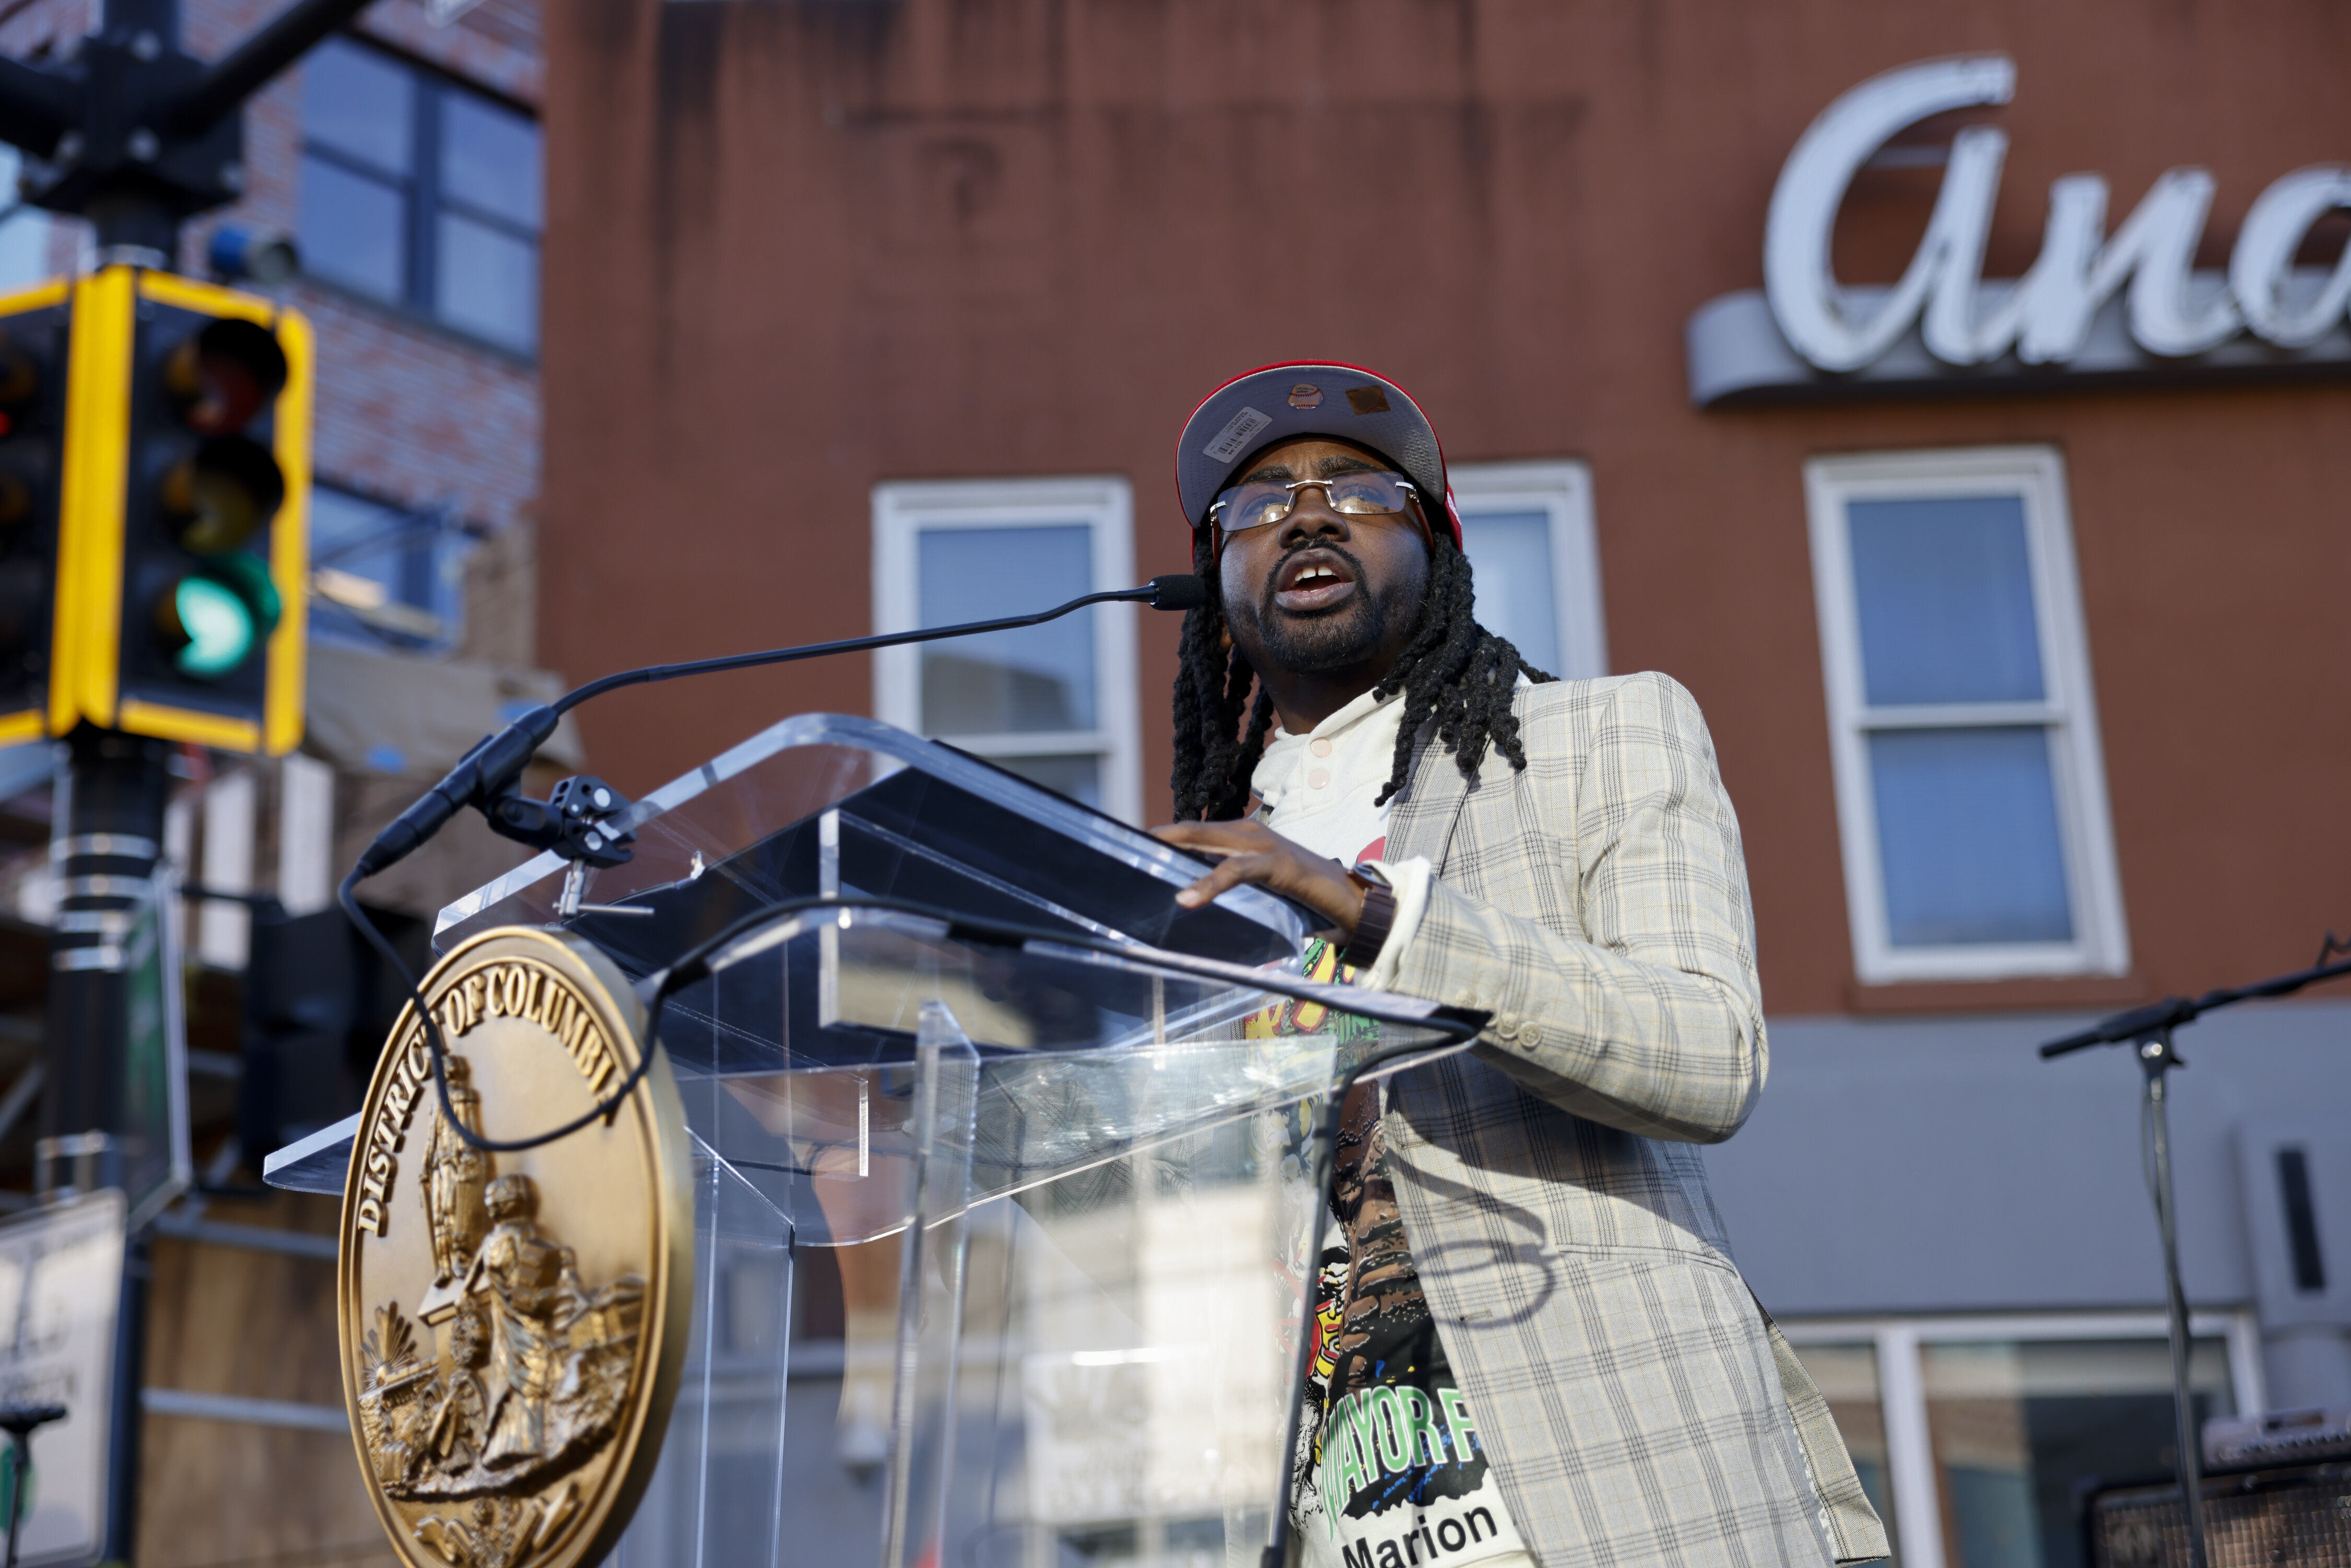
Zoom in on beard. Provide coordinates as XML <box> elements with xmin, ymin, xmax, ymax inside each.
<box><xmin>1233</xmin><ymin>541</ymin><xmax>1416</xmax><ymax>675</ymax></box>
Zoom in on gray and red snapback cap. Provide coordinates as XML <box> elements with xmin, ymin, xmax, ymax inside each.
<box><xmin>1174</xmin><ymin>362</ymin><xmax>1462</xmax><ymax>549</ymax></box>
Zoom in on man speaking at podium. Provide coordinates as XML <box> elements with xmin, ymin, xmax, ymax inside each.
<box><xmin>1155</xmin><ymin>364</ymin><xmax>1888</xmax><ymax>1568</ymax></box>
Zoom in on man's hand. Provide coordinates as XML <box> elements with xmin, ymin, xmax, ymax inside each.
<box><xmin>1152</xmin><ymin>820</ymin><xmax>1367</xmax><ymax>938</ymax></box>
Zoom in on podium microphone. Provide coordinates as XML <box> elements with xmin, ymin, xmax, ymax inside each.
<box><xmin>353</xmin><ymin>574</ymin><xmax>1208</xmax><ymax>880</ymax></box>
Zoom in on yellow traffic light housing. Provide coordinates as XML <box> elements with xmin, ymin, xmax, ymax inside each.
<box><xmin>51</xmin><ymin>266</ymin><xmax>311</xmax><ymax>755</ymax></box>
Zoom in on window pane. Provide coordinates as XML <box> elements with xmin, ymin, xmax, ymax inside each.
<box><xmin>436</xmin><ymin>214</ymin><xmax>538</xmax><ymax>353</ymax></box>
<box><xmin>300</xmin><ymin>155</ymin><xmax>406</xmax><ymax>300</ymax></box>
<box><xmin>302</xmin><ymin>38</ymin><xmax>412</xmax><ymax>173</ymax></box>
<box><xmin>309</xmin><ymin>486</ymin><xmax>460</xmax><ymax>649</ymax></box>
<box><xmin>312</xmin><ymin>486</ymin><xmax>403</xmax><ymax>583</ymax></box>
<box><xmin>440</xmin><ymin>91</ymin><xmax>543</xmax><ymax>230</ymax></box>
<box><xmin>979</xmin><ymin>753</ymin><xmax>1102</xmax><ymax>811</ymax></box>
<box><xmin>0</xmin><ymin>149</ymin><xmax>49</xmax><ymax>292</ymax></box>
<box><xmin>309</xmin><ymin>487</ymin><xmax>406</xmax><ymax>648</ymax></box>
<box><xmin>916</xmin><ymin>526</ymin><xmax>1096</xmax><ymax>735</ymax></box>
<box><xmin>1922</xmin><ymin>1338</ymin><xmax>2232</xmax><ymax>1568</ymax></box>
<box><xmin>1870</xmin><ymin>726</ymin><xmax>2073</xmax><ymax>946</ymax></box>
<box><xmin>1460</xmin><ymin>509</ymin><xmax>1561</xmax><ymax>673</ymax></box>
<box><xmin>1787</xmin><ymin>1343</ymin><xmax>1900</xmax><ymax>1564</ymax></box>
<box><xmin>1849</xmin><ymin>495</ymin><xmax>2045</xmax><ymax>706</ymax></box>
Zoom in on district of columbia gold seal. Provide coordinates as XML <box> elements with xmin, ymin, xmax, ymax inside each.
<box><xmin>338</xmin><ymin>927</ymin><xmax>693</xmax><ymax>1568</ymax></box>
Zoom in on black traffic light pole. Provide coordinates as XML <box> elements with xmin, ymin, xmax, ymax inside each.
<box><xmin>0</xmin><ymin>0</ymin><xmax>371</xmax><ymax>1557</ymax></box>
<box><xmin>42</xmin><ymin>730</ymin><xmax>169</xmax><ymax>1564</ymax></box>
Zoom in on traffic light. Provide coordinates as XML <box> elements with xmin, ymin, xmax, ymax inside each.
<box><xmin>0</xmin><ymin>280</ymin><xmax>73</xmax><ymax>746</ymax></box>
<box><xmin>51</xmin><ymin>265</ymin><xmax>311</xmax><ymax>755</ymax></box>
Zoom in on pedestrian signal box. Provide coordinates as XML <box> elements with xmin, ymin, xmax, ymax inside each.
<box><xmin>51</xmin><ymin>266</ymin><xmax>311</xmax><ymax>756</ymax></box>
<box><xmin>0</xmin><ymin>279</ymin><xmax>75</xmax><ymax>748</ymax></box>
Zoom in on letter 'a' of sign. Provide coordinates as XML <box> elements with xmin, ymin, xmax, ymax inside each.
<box><xmin>1685</xmin><ymin>54</ymin><xmax>2351</xmax><ymax>405</ymax></box>
<box><xmin>337</xmin><ymin>927</ymin><xmax>693</xmax><ymax>1568</ymax></box>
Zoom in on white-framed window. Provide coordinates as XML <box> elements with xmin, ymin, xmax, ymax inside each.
<box><xmin>1780</xmin><ymin>1310</ymin><xmax>2262</xmax><ymax>1568</ymax></box>
<box><xmin>1449</xmin><ymin>460</ymin><xmax>1609</xmax><ymax>680</ymax></box>
<box><xmin>1805</xmin><ymin>447</ymin><xmax>2127</xmax><ymax>984</ymax></box>
<box><xmin>871</xmin><ymin>477</ymin><xmax>1142</xmax><ymax>824</ymax></box>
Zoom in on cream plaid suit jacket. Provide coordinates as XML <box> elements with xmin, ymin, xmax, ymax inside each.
<box><xmin>1374</xmin><ymin>671</ymin><xmax>1888</xmax><ymax>1566</ymax></box>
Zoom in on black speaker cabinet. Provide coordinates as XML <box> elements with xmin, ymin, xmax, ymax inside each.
<box><xmin>2089</xmin><ymin>1462</ymin><xmax>2351</xmax><ymax>1566</ymax></box>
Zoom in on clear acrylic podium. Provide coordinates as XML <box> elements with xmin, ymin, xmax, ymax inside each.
<box><xmin>321</xmin><ymin>716</ymin><xmax>1481</xmax><ymax>1568</ymax></box>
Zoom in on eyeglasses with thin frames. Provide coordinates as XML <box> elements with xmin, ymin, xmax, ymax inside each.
<box><xmin>1209</xmin><ymin>472</ymin><xmax>1419</xmax><ymax>535</ymax></box>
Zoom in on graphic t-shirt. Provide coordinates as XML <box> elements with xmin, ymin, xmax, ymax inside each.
<box><xmin>1250</xmin><ymin>690</ymin><xmax>1534</xmax><ymax>1568</ymax></box>
<box><xmin>1297</xmin><ymin>1025</ymin><xmax>1533</xmax><ymax>1566</ymax></box>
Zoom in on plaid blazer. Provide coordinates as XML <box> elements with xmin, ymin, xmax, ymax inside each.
<box><xmin>1376</xmin><ymin>671</ymin><xmax>1888</xmax><ymax>1567</ymax></box>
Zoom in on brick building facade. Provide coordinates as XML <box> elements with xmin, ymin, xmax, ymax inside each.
<box><xmin>539</xmin><ymin>3</ymin><xmax>2351</xmax><ymax>1565</ymax></box>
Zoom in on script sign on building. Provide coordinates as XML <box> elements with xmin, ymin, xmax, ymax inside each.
<box><xmin>338</xmin><ymin>929</ymin><xmax>692</xmax><ymax>1568</ymax></box>
<box><xmin>1687</xmin><ymin>54</ymin><xmax>2351</xmax><ymax>405</ymax></box>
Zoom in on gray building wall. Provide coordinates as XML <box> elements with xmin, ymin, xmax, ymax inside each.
<box><xmin>1710</xmin><ymin>997</ymin><xmax>2351</xmax><ymax>1407</ymax></box>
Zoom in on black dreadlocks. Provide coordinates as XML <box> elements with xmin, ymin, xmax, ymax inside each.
<box><xmin>1170</xmin><ymin>527</ymin><xmax>1556</xmax><ymax>822</ymax></box>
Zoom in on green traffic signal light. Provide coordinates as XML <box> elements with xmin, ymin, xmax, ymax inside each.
<box><xmin>153</xmin><ymin>549</ymin><xmax>281</xmax><ymax>681</ymax></box>
<box><xmin>160</xmin><ymin>575</ymin><xmax>254</xmax><ymax>677</ymax></box>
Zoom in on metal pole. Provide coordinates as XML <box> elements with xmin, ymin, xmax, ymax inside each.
<box><xmin>0</xmin><ymin>1404</ymin><xmax>70</xmax><ymax>1568</ymax></box>
<box><xmin>166</xmin><ymin>0</ymin><xmax>379</xmax><ymax>136</ymax></box>
<box><xmin>42</xmin><ymin>728</ymin><xmax>168</xmax><ymax>1566</ymax></box>
<box><xmin>106</xmin><ymin>1235</ymin><xmax>149</xmax><ymax>1562</ymax></box>
<box><xmin>2139</xmin><ymin>1032</ymin><xmax>2209</xmax><ymax>1568</ymax></box>
<box><xmin>4</xmin><ymin>1431</ymin><xmax>24</xmax><ymax>1568</ymax></box>
<box><xmin>48</xmin><ymin>26</ymin><xmax>187</xmax><ymax>1543</ymax></box>
<box><xmin>100</xmin><ymin>0</ymin><xmax>177</xmax><ymax>39</ymax></box>
<box><xmin>88</xmin><ymin>0</ymin><xmax>183</xmax><ymax>265</ymax></box>
<box><xmin>42</xmin><ymin>731</ymin><xmax>169</xmax><ymax>1189</ymax></box>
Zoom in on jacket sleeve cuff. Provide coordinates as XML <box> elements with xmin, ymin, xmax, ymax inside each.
<box><xmin>1356</xmin><ymin>856</ymin><xmax>1431</xmax><ymax>991</ymax></box>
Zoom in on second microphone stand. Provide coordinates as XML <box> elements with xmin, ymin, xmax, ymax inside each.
<box><xmin>2039</xmin><ymin>947</ymin><xmax>2351</xmax><ymax>1568</ymax></box>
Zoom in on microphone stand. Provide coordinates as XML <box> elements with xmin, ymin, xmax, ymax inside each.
<box><xmin>2039</xmin><ymin>950</ymin><xmax>2351</xmax><ymax>1568</ymax></box>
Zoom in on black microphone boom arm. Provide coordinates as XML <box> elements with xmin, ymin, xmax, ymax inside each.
<box><xmin>2037</xmin><ymin>953</ymin><xmax>2351</xmax><ymax>1056</ymax></box>
<box><xmin>354</xmin><ymin>574</ymin><xmax>1207</xmax><ymax>880</ymax></box>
